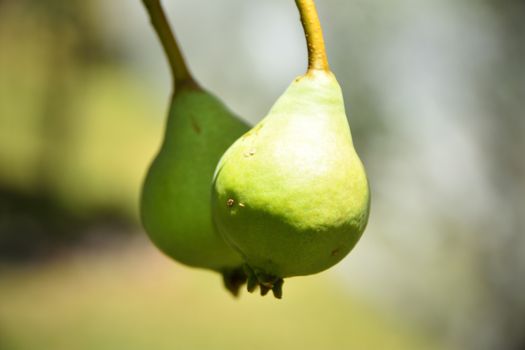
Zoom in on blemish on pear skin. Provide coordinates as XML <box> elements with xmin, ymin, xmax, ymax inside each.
<box><xmin>331</xmin><ymin>248</ymin><xmax>340</xmax><ymax>256</ymax></box>
<box><xmin>238</xmin><ymin>202</ymin><xmax>245</xmax><ymax>208</ymax></box>
<box><xmin>243</xmin><ymin>148</ymin><xmax>256</xmax><ymax>157</ymax></box>
<box><xmin>226</xmin><ymin>198</ymin><xmax>235</xmax><ymax>207</ymax></box>
<box><xmin>190</xmin><ymin>117</ymin><xmax>201</xmax><ymax>134</ymax></box>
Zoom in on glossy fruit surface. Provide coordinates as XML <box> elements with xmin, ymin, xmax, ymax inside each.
<box><xmin>212</xmin><ymin>70</ymin><xmax>370</xmax><ymax>280</ymax></box>
<box><xmin>141</xmin><ymin>83</ymin><xmax>249</xmax><ymax>272</ymax></box>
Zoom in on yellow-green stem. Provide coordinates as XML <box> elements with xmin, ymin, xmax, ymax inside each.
<box><xmin>295</xmin><ymin>0</ymin><xmax>330</xmax><ymax>72</ymax></box>
<box><xmin>142</xmin><ymin>0</ymin><xmax>193</xmax><ymax>88</ymax></box>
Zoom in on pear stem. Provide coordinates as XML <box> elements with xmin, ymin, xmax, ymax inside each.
<box><xmin>142</xmin><ymin>0</ymin><xmax>194</xmax><ymax>88</ymax></box>
<box><xmin>295</xmin><ymin>0</ymin><xmax>330</xmax><ymax>72</ymax></box>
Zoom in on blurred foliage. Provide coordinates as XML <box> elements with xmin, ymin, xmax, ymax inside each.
<box><xmin>0</xmin><ymin>0</ymin><xmax>162</xmax><ymax>260</ymax></box>
<box><xmin>0</xmin><ymin>240</ymin><xmax>440</xmax><ymax>350</ymax></box>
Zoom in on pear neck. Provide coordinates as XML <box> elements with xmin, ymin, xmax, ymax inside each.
<box><xmin>142</xmin><ymin>0</ymin><xmax>195</xmax><ymax>89</ymax></box>
<box><xmin>172</xmin><ymin>78</ymin><xmax>202</xmax><ymax>98</ymax></box>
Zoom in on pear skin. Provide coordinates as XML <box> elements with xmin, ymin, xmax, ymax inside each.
<box><xmin>212</xmin><ymin>70</ymin><xmax>370</xmax><ymax>286</ymax></box>
<box><xmin>141</xmin><ymin>83</ymin><xmax>249</xmax><ymax>294</ymax></box>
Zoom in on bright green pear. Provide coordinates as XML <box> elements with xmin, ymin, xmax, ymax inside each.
<box><xmin>211</xmin><ymin>70</ymin><xmax>370</xmax><ymax>296</ymax></box>
<box><xmin>141</xmin><ymin>82</ymin><xmax>249</xmax><ymax>294</ymax></box>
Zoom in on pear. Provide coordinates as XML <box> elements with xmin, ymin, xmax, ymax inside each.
<box><xmin>140</xmin><ymin>0</ymin><xmax>249</xmax><ymax>296</ymax></box>
<box><xmin>211</xmin><ymin>0</ymin><xmax>370</xmax><ymax>298</ymax></box>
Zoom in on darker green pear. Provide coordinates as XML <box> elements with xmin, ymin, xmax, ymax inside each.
<box><xmin>211</xmin><ymin>0</ymin><xmax>370</xmax><ymax>298</ymax></box>
<box><xmin>141</xmin><ymin>84</ymin><xmax>249</xmax><ymax>291</ymax></box>
<box><xmin>140</xmin><ymin>0</ymin><xmax>249</xmax><ymax>296</ymax></box>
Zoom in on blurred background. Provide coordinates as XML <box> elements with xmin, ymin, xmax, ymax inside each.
<box><xmin>0</xmin><ymin>0</ymin><xmax>523</xmax><ymax>349</ymax></box>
